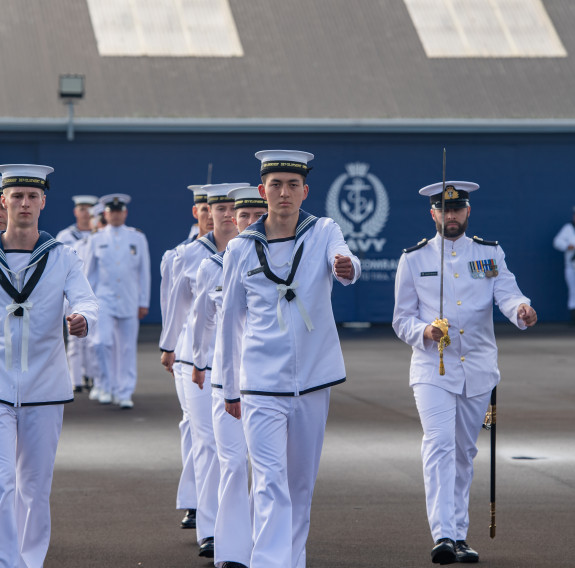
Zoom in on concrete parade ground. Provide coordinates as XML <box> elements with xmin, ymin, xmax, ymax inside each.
<box><xmin>45</xmin><ymin>323</ymin><xmax>574</xmax><ymax>568</ymax></box>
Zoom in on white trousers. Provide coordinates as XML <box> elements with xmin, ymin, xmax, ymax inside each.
<box><xmin>242</xmin><ymin>389</ymin><xmax>331</xmax><ymax>568</ymax></box>
<box><xmin>95</xmin><ymin>313</ymin><xmax>139</xmax><ymax>400</ymax></box>
<box><xmin>181</xmin><ymin>366</ymin><xmax>219</xmax><ymax>542</ymax></box>
<box><xmin>66</xmin><ymin>334</ymin><xmax>88</xmax><ymax>387</ymax></box>
<box><xmin>564</xmin><ymin>266</ymin><xmax>575</xmax><ymax>309</ymax></box>
<box><xmin>0</xmin><ymin>404</ymin><xmax>64</xmax><ymax>568</ymax></box>
<box><xmin>413</xmin><ymin>383</ymin><xmax>492</xmax><ymax>542</ymax></box>
<box><xmin>173</xmin><ymin>363</ymin><xmax>197</xmax><ymax>510</ymax></box>
<box><xmin>212</xmin><ymin>390</ymin><xmax>252</xmax><ymax>567</ymax></box>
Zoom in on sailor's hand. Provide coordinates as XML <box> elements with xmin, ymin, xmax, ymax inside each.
<box><xmin>67</xmin><ymin>313</ymin><xmax>87</xmax><ymax>337</ymax></box>
<box><xmin>518</xmin><ymin>303</ymin><xmax>537</xmax><ymax>327</ymax></box>
<box><xmin>192</xmin><ymin>367</ymin><xmax>205</xmax><ymax>389</ymax></box>
<box><xmin>161</xmin><ymin>351</ymin><xmax>175</xmax><ymax>374</ymax></box>
<box><xmin>225</xmin><ymin>401</ymin><xmax>241</xmax><ymax>420</ymax></box>
<box><xmin>334</xmin><ymin>254</ymin><xmax>354</xmax><ymax>280</ymax></box>
<box><xmin>138</xmin><ymin>307</ymin><xmax>149</xmax><ymax>319</ymax></box>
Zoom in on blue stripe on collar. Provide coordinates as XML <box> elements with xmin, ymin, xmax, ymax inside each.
<box><xmin>209</xmin><ymin>250</ymin><xmax>225</xmax><ymax>267</ymax></box>
<box><xmin>196</xmin><ymin>232</ymin><xmax>218</xmax><ymax>254</ymax></box>
<box><xmin>237</xmin><ymin>210</ymin><xmax>318</xmax><ymax>246</ymax></box>
<box><xmin>0</xmin><ymin>231</ymin><xmax>62</xmax><ymax>270</ymax></box>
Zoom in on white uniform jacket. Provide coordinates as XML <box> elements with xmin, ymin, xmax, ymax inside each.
<box><xmin>553</xmin><ymin>222</ymin><xmax>575</xmax><ymax>269</ymax></box>
<box><xmin>220</xmin><ymin>211</ymin><xmax>360</xmax><ymax>402</ymax></box>
<box><xmin>84</xmin><ymin>224</ymin><xmax>151</xmax><ymax>318</ymax></box>
<box><xmin>56</xmin><ymin>224</ymin><xmax>91</xmax><ymax>250</ymax></box>
<box><xmin>393</xmin><ymin>233</ymin><xmax>531</xmax><ymax>397</ymax></box>
<box><xmin>191</xmin><ymin>253</ymin><xmax>226</xmax><ymax>384</ymax></box>
<box><xmin>159</xmin><ymin>233</ymin><xmax>218</xmax><ymax>360</ymax></box>
<box><xmin>0</xmin><ymin>232</ymin><xmax>98</xmax><ymax>406</ymax></box>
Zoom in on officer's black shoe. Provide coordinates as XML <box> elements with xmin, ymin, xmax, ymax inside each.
<box><xmin>431</xmin><ymin>538</ymin><xmax>456</xmax><ymax>565</ymax></box>
<box><xmin>180</xmin><ymin>509</ymin><xmax>196</xmax><ymax>529</ymax></box>
<box><xmin>198</xmin><ymin>536</ymin><xmax>214</xmax><ymax>558</ymax></box>
<box><xmin>221</xmin><ymin>563</ymin><xmax>248</xmax><ymax>568</ymax></box>
<box><xmin>455</xmin><ymin>541</ymin><xmax>479</xmax><ymax>563</ymax></box>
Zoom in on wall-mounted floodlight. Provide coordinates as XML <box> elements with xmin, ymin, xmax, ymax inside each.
<box><xmin>59</xmin><ymin>74</ymin><xmax>85</xmax><ymax>141</ymax></box>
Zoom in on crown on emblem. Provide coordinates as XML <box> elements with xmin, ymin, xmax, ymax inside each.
<box><xmin>345</xmin><ymin>162</ymin><xmax>370</xmax><ymax>177</ymax></box>
<box><xmin>444</xmin><ymin>185</ymin><xmax>459</xmax><ymax>200</ymax></box>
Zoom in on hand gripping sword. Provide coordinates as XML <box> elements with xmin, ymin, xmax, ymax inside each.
<box><xmin>432</xmin><ymin>148</ymin><xmax>450</xmax><ymax>374</ymax></box>
<box><xmin>483</xmin><ymin>386</ymin><xmax>497</xmax><ymax>538</ymax></box>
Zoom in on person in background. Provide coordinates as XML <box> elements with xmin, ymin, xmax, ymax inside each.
<box><xmin>552</xmin><ymin>206</ymin><xmax>575</xmax><ymax>323</ymax></box>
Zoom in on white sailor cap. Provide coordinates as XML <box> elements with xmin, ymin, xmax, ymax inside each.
<box><xmin>90</xmin><ymin>202</ymin><xmax>105</xmax><ymax>217</ymax></box>
<box><xmin>0</xmin><ymin>164</ymin><xmax>54</xmax><ymax>191</ymax></box>
<box><xmin>203</xmin><ymin>183</ymin><xmax>249</xmax><ymax>205</ymax></box>
<box><xmin>72</xmin><ymin>195</ymin><xmax>99</xmax><ymax>206</ymax></box>
<box><xmin>419</xmin><ymin>181</ymin><xmax>479</xmax><ymax>209</ymax></box>
<box><xmin>255</xmin><ymin>150</ymin><xmax>314</xmax><ymax>178</ymax></box>
<box><xmin>100</xmin><ymin>193</ymin><xmax>131</xmax><ymax>211</ymax></box>
<box><xmin>227</xmin><ymin>186</ymin><xmax>268</xmax><ymax>209</ymax></box>
<box><xmin>188</xmin><ymin>185</ymin><xmax>208</xmax><ymax>204</ymax></box>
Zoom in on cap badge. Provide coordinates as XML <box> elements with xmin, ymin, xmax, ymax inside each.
<box><xmin>445</xmin><ymin>185</ymin><xmax>459</xmax><ymax>200</ymax></box>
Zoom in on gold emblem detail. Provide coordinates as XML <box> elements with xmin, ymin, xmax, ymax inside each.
<box><xmin>444</xmin><ymin>185</ymin><xmax>459</xmax><ymax>200</ymax></box>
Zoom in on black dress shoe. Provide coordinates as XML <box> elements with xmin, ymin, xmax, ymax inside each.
<box><xmin>73</xmin><ymin>386</ymin><xmax>83</xmax><ymax>393</ymax></box>
<box><xmin>221</xmin><ymin>563</ymin><xmax>248</xmax><ymax>568</ymax></box>
<box><xmin>431</xmin><ymin>538</ymin><xmax>456</xmax><ymax>565</ymax></box>
<box><xmin>455</xmin><ymin>540</ymin><xmax>479</xmax><ymax>563</ymax></box>
<box><xmin>180</xmin><ymin>509</ymin><xmax>196</xmax><ymax>529</ymax></box>
<box><xmin>198</xmin><ymin>536</ymin><xmax>214</xmax><ymax>558</ymax></box>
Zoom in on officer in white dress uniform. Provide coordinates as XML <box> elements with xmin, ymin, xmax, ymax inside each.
<box><xmin>160</xmin><ymin>183</ymin><xmax>246</xmax><ymax>558</ymax></box>
<box><xmin>56</xmin><ymin>195</ymin><xmax>99</xmax><ymax>392</ymax></box>
<box><xmin>191</xmin><ymin>186</ymin><xmax>268</xmax><ymax>568</ymax></box>
<box><xmin>159</xmin><ymin>185</ymin><xmax>213</xmax><ymax>531</ymax></box>
<box><xmin>392</xmin><ymin>180</ymin><xmax>537</xmax><ymax>565</ymax></box>
<box><xmin>84</xmin><ymin>194</ymin><xmax>151</xmax><ymax>408</ymax></box>
<box><xmin>0</xmin><ymin>164</ymin><xmax>98</xmax><ymax>568</ymax></box>
<box><xmin>221</xmin><ymin>151</ymin><xmax>360</xmax><ymax>568</ymax></box>
<box><xmin>552</xmin><ymin>206</ymin><xmax>575</xmax><ymax>323</ymax></box>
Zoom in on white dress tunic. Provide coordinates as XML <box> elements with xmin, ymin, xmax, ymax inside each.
<box><xmin>0</xmin><ymin>232</ymin><xmax>98</xmax><ymax>568</ymax></box>
<box><xmin>552</xmin><ymin>221</ymin><xmax>575</xmax><ymax>311</ymax></box>
<box><xmin>220</xmin><ymin>211</ymin><xmax>360</xmax><ymax>568</ymax></box>
<box><xmin>393</xmin><ymin>232</ymin><xmax>531</xmax><ymax>542</ymax></box>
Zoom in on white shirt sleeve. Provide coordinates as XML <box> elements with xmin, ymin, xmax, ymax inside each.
<box><xmin>191</xmin><ymin>260</ymin><xmax>218</xmax><ymax>370</ymax></box>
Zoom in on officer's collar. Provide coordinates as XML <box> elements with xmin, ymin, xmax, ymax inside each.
<box><xmin>0</xmin><ymin>230</ymin><xmax>62</xmax><ymax>270</ymax></box>
<box><xmin>238</xmin><ymin>209</ymin><xmax>318</xmax><ymax>247</ymax></box>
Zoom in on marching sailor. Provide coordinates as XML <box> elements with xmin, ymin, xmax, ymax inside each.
<box><xmin>160</xmin><ymin>183</ymin><xmax>246</xmax><ymax>558</ymax></box>
<box><xmin>552</xmin><ymin>206</ymin><xmax>575</xmax><ymax>323</ymax></box>
<box><xmin>392</xmin><ymin>180</ymin><xmax>537</xmax><ymax>564</ymax></box>
<box><xmin>220</xmin><ymin>150</ymin><xmax>360</xmax><ymax>568</ymax></box>
<box><xmin>84</xmin><ymin>194</ymin><xmax>151</xmax><ymax>408</ymax></box>
<box><xmin>191</xmin><ymin>185</ymin><xmax>268</xmax><ymax>568</ymax></box>
<box><xmin>56</xmin><ymin>194</ymin><xmax>99</xmax><ymax>393</ymax></box>
<box><xmin>0</xmin><ymin>164</ymin><xmax>98</xmax><ymax>568</ymax></box>
<box><xmin>159</xmin><ymin>185</ymin><xmax>213</xmax><ymax>530</ymax></box>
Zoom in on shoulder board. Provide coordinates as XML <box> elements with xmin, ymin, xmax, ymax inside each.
<box><xmin>403</xmin><ymin>238</ymin><xmax>428</xmax><ymax>254</ymax></box>
<box><xmin>472</xmin><ymin>235</ymin><xmax>498</xmax><ymax>247</ymax></box>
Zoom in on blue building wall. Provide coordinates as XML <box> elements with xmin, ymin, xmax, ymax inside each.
<box><xmin>1</xmin><ymin>129</ymin><xmax>571</xmax><ymax>323</ymax></box>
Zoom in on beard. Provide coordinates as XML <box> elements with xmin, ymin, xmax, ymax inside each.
<box><xmin>435</xmin><ymin>215</ymin><xmax>468</xmax><ymax>238</ymax></box>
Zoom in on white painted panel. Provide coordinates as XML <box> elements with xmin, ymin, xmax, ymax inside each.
<box><xmin>404</xmin><ymin>0</ymin><xmax>566</xmax><ymax>58</ymax></box>
<box><xmin>87</xmin><ymin>0</ymin><xmax>243</xmax><ymax>57</ymax></box>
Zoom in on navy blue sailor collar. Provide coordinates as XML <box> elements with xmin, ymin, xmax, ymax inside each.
<box><xmin>237</xmin><ymin>209</ymin><xmax>318</xmax><ymax>248</ymax></box>
<box><xmin>195</xmin><ymin>231</ymin><xmax>218</xmax><ymax>255</ymax></box>
<box><xmin>0</xmin><ymin>230</ymin><xmax>62</xmax><ymax>271</ymax></box>
<box><xmin>209</xmin><ymin>250</ymin><xmax>225</xmax><ymax>267</ymax></box>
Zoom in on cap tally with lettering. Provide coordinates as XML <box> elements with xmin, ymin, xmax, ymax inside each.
<box><xmin>0</xmin><ymin>164</ymin><xmax>54</xmax><ymax>191</ymax></box>
<box><xmin>256</xmin><ymin>150</ymin><xmax>314</xmax><ymax>178</ymax></box>
<box><xmin>204</xmin><ymin>183</ymin><xmax>249</xmax><ymax>205</ymax></box>
<box><xmin>188</xmin><ymin>185</ymin><xmax>208</xmax><ymax>204</ymax></box>
<box><xmin>227</xmin><ymin>186</ymin><xmax>268</xmax><ymax>209</ymax></box>
<box><xmin>100</xmin><ymin>193</ymin><xmax>131</xmax><ymax>211</ymax></box>
<box><xmin>419</xmin><ymin>180</ymin><xmax>479</xmax><ymax>209</ymax></box>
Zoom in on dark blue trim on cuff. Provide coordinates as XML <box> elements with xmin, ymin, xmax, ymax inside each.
<box><xmin>224</xmin><ymin>398</ymin><xmax>241</xmax><ymax>403</ymax></box>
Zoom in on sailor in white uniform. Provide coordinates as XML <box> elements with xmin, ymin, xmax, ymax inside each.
<box><xmin>0</xmin><ymin>164</ymin><xmax>98</xmax><ymax>568</ymax></box>
<box><xmin>84</xmin><ymin>194</ymin><xmax>151</xmax><ymax>408</ymax></box>
<box><xmin>392</xmin><ymin>180</ymin><xmax>537</xmax><ymax>565</ymax></box>
<box><xmin>159</xmin><ymin>185</ymin><xmax>213</xmax><ymax>530</ymax></box>
<box><xmin>192</xmin><ymin>186</ymin><xmax>268</xmax><ymax>568</ymax></box>
<box><xmin>221</xmin><ymin>151</ymin><xmax>360</xmax><ymax>568</ymax></box>
<box><xmin>56</xmin><ymin>194</ymin><xmax>99</xmax><ymax>393</ymax></box>
<box><xmin>552</xmin><ymin>206</ymin><xmax>575</xmax><ymax>323</ymax></box>
<box><xmin>160</xmin><ymin>183</ymin><xmax>246</xmax><ymax>558</ymax></box>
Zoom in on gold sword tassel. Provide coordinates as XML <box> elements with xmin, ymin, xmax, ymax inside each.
<box><xmin>432</xmin><ymin>317</ymin><xmax>450</xmax><ymax>375</ymax></box>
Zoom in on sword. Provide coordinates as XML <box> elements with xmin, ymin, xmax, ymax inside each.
<box><xmin>433</xmin><ymin>148</ymin><xmax>450</xmax><ymax>375</ymax></box>
<box><xmin>483</xmin><ymin>386</ymin><xmax>497</xmax><ymax>538</ymax></box>
<box><xmin>206</xmin><ymin>163</ymin><xmax>213</xmax><ymax>184</ymax></box>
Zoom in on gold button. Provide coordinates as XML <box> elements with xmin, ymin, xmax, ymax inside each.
<box><xmin>454</xmin><ymin>273</ymin><xmax>459</xmax><ymax>278</ymax></box>
<box><xmin>457</xmin><ymin>301</ymin><xmax>462</xmax><ymax>305</ymax></box>
<box><xmin>459</xmin><ymin>329</ymin><xmax>464</xmax><ymax>334</ymax></box>
<box><xmin>451</xmin><ymin>251</ymin><xmax>457</xmax><ymax>256</ymax></box>
<box><xmin>461</xmin><ymin>356</ymin><xmax>465</xmax><ymax>362</ymax></box>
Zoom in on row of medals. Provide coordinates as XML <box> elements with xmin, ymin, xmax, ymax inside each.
<box><xmin>468</xmin><ymin>260</ymin><xmax>498</xmax><ymax>279</ymax></box>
